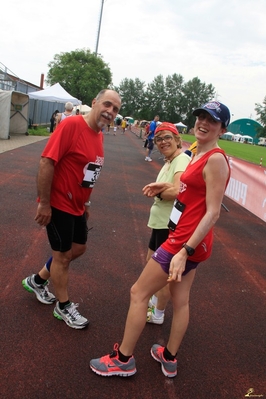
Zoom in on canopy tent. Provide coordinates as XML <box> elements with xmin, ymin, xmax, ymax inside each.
<box><xmin>0</xmin><ymin>90</ymin><xmax>29</xmax><ymax>139</ymax></box>
<box><xmin>174</xmin><ymin>121</ymin><xmax>187</xmax><ymax>133</ymax></box>
<box><xmin>233</xmin><ymin>134</ymin><xmax>242</xmax><ymax>142</ymax></box>
<box><xmin>28</xmin><ymin>83</ymin><xmax>81</xmax><ymax>105</ymax></box>
<box><xmin>221</xmin><ymin>132</ymin><xmax>234</xmax><ymax>140</ymax></box>
<box><xmin>243</xmin><ymin>135</ymin><xmax>253</xmax><ymax>143</ymax></box>
<box><xmin>175</xmin><ymin>122</ymin><xmax>187</xmax><ymax>128</ymax></box>
<box><xmin>74</xmin><ymin>104</ymin><xmax>91</xmax><ymax>115</ymax></box>
<box><xmin>125</xmin><ymin>116</ymin><xmax>134</xmax><ymax>124</ymax></box>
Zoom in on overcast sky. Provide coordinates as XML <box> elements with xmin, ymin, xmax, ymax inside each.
<box><xmin>1</xmin><ymin>0</ymin><xmax>266</xmax><ymax>122</ymax></box>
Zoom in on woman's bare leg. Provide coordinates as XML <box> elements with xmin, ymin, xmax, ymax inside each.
<box><xmin>119</xmin><ymin>258</ymin><xmax>168</xmax><ymax>356</ymax></box>
<box><xmin>166</xmin><ymin>270</ymin><xmax>196</xmax><ymax>355</ymax></box>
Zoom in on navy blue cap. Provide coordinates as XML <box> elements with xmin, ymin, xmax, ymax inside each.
<box><xmin>193</xmin><ymin>101</ymin><xmax>230</xmax><ymax>127</ymax></box>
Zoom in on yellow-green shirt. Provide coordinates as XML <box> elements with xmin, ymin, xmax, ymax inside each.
<box><xmin>147</xmin><ymin>152</ymin><xmax>191</xmax><ymax>229</ymax></box>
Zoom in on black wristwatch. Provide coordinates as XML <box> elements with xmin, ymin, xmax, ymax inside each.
<box><xmin>182</xmin><ymin>243</ymin><xmax>195</xmax><ymax>256</ymax></box>
<box><xmin>156</xmin><ymin>193</ymin><xmax>163</xmax><ymax>201</ymax></box>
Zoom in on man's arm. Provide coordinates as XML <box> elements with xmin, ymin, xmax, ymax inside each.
<box><xmin>34</xmin><ymin>157</ymin><xmax>54</xmax><ymax>226</ymax></box>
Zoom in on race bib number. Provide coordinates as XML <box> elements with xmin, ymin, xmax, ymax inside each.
<box><xmin>168</xmin><ymin>199</ymin><xmax>186</xmax><ymax>231</ymax></box>
<box><xmin>81</xmin><ymin>163</ymin><xmax>102</xmax><ymax>188</ymax></box>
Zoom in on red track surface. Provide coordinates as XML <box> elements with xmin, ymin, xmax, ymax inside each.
<box><xmin>0</xmin><ymin>129</ymin><xmax>265</xmax><ymax>399</ymax></box>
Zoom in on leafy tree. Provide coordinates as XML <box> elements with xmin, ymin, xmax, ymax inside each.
<box><xmin>115</xmin><ymin>74</ymin><xmax>215</xmax><ymax>125</ymax></box>
<box><xmin>164</xmin><ymin>73</ymin><xmax>184</xmax><ymax>122</ymax></box>
<box><xmin>181</xmin><ymin>77</ymin><xmax>215</xmax><ymax>130</ymax></box>
<box><xmin>46</xmin><ymin>49</ymin><xmax>112</xmax><ymax>105</ymax></box>
<box><xmin>145</xmin><ymin>75</ymin><xmax>166</xmax><ymax>120</ymax></box>
<box><xmin>255</xmin><ymin>98</ymin><xmax>266</xmax><ymax>137</ymax></box>
<box><xmin>115</xmin><ymin>78</ymin><xmax>145</xmax><ymax>119</ymax></box>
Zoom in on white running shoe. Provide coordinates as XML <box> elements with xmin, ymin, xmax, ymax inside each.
<box><xmin>53</xmin><ymin>301</ymin><xmax>89</xmax><ymax>329</ymax></box>
<box><xmin>22</xmin><ymin>274</ymin><xmax>56</xmax><ymax>305</ymax></box>
<box><xmin>147</xmin><ymin>307</ymin><xmax>164</xmax><ymax>325</ymax></box>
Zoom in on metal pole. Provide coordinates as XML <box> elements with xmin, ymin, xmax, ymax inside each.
<box><xmin>95</xmin><ymin>0</ymin><xmax>104</xmax><ymax>56</ymax></box>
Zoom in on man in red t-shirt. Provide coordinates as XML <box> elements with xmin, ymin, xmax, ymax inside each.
<box><xmin>22</xmin><ymin>89</ymin><xmax>121</xmax><ymax>329</ymax></box>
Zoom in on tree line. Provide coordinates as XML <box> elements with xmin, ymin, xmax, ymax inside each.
<box><xmin>46</xmin><ymin>49</ymin><xmax>266</xmax><ymax>135</ymax></box>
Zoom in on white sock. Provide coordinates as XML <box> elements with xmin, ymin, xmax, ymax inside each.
<box><xmin>154</xmin><ymin>307</ymin><xmax>165</xmax><ymax>319</ymax></box>
<box><xmin>150</xmin><ymin>295</ymin><xmax>158</xmax><ymax>307</ymax></box>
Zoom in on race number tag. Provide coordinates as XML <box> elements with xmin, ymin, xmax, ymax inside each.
<box><xmin>168</xmin><ymin>199</ymin><xmax>186</xmax><ymax>231</ymax></box>
<box><xmin>81</xmin><ymin>163</ymin><xmax>102</xmax><ymax>188</ymax></box>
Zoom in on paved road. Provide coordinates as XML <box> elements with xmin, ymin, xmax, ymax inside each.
<box><xmin>0</xmin><ymin>129</ymin><xmax>265</xmax><ymax>399</ymax></box>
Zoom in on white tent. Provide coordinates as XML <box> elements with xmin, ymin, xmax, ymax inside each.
<box><xmin>222</xmin><ymin>132</ymin><xmax>234</xmax><ymax>140</ymax></box>
<box><xmin>233</xmin><ymin>134</ymin><xmax>242</xmax><ymax>142</ymax></box>
<box><xmin>28</xmin><ymin>83</ymin><xmax>81</xmax><ymax>105</ymax></box>
<box><xmin>0</xmin><ymin>90</ymin><xmax>29</xmax><ymax>139</ymax></box>
<box><xmin>73</xmin><ymin>104</ymin><xmax>91</xmax><ymax>115</ymax></box>
<box><xmin>175</xmin><ymin>122</ymin><xmax>187</xmax><ymax>128</ymax></box>
<box><xmin>243</xmin><ymin>135</ymin><xmax>253</xmax><ymax>143</ymax></box>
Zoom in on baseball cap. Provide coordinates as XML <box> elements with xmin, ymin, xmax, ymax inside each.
<box><xmin>193</xmin><ymin>101</ymin><xmax>230</xmax><ymax>127</ymax></box>
<box><xmin>155</xmin><ymin>122</ymin><xmax>179</xmax><ymax>136</ymax></box>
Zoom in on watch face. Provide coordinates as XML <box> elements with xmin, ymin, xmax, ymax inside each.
<box><xmin>183</xmin><ymin>244</ymin><xmax>195</xmax><ymax>256</ymax></box>
<box><xmin>188</xmin><ymin>247</ymin><xmax>195</xmax><ymax>256</ymax></box>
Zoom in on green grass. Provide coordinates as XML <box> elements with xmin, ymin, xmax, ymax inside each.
<box><xmin>28</xmin><ymin>126</ymin><xmax>50</xmax><ymax>136</ymax></box>
<box><xmin>182</xmin><ymin>134</ymin><xmax>266</xmax><ymax>167</ymax></box>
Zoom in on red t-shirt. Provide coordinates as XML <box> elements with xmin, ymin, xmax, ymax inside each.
<box><xmin>42</xmin><ymin>116</ymin><xmax>104</xmax><ymax>215</ymax></box>
<box><xmin>162</xmin><ymin>148</ymin><xmax>230</xmax><ymax>262</ymax></box>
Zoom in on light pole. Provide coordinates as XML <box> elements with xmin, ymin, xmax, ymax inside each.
<box><xmin>95</xmin><ymin>0</ymin><xmax>105</xmax><ymax>56</ymax></box>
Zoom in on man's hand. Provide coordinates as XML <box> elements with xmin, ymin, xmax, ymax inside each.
<box><xmin>35</xmin><ymin>203</ymin><xmax>52</xmax><ymax>226</ymax></box>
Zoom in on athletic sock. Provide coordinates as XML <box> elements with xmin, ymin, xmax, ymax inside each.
<box><xmin>118</xmin><ymin>349</ymin><xmax>132</xmax><ymax>363</ymax></box>
<box><xmin>150</xmin><ymin>295</ymin><xmax>158</xmax><ymax>307</ymax></box>
<box><xmin>45</xmin><ymin>256</ymin><xmax>53</xmax><ymax>272</ymax></box>
<box><xmin>34</xmin><ymin>274</ymin><xmax>47</xmax><ymax>285</ymax></box>
<box><xmin>163</xmin><ymin>347</ymin><xmax>176</xmax><ymax>361</ymax></box>
<box><xmin>59</xmin><ymin>300</ymin><xmax>71</xmax><ymax>310</ymax></box>
<box><xmin>154</xmin><ymin>307</ymin><xmax>165</xmax><ymax>319</ymax></box>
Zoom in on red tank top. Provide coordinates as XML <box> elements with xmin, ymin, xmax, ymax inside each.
<box><xmin>162</xmin><ymin>148</ymin><xmax>230</xmax><ymax>262</ymax></box>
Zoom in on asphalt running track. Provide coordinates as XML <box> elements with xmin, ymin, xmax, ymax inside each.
<box><xmin>0</xmin><ymin>128</ymin><xmax>265</xmax><ymax>399</ymax></box>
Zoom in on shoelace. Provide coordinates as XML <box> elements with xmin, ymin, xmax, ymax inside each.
<box><xmin>42</xmin><ymin>286</ymin><xmax>49</xmax><ymax>298</ymax></box>
<box><xmin>66</xmin><ymin>303</ymin><xmax>81</xmax><ymax>320</ymax></box>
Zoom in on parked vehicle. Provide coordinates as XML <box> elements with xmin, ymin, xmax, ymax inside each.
<box><xmin>258</xmin><ymin>137</ymin><xmax>266</xmax><ymax>146</ymax></box>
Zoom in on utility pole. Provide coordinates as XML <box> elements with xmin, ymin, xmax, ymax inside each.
<box><xmin>95</xmin><ymin>0</ymin><xmax>104</xmax><ymax>56</ymax></box>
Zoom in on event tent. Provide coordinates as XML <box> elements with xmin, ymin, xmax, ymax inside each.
<box><xmin>0</xmin><ymin>90</ymin><xmax>29</xmax><ymax>139</ymax></box>
<box><xmin>175</xmin><ymin>121</ymin><xmax>187</xmax><ymax>133</ymax></box>
<box><xmin>74</xmin><ymin>104</ymin><xmax>91</xmax><ymax>114</ymax></box>
<box><xmin>243</xmin><ymin>135</ymin><xmax>253</xmax><ymax>144</ymax></box>
<box><xmin>28</xmin><ymin>83</ymin><xmax>81</xmax><ymax>105</ymax></box>
<box><xmin>175</xmin><ymin>122</ymin><xmax>187</xmax><ymax>128</ymax></box>
<box><xmin>222</xmin><ymin>132</ymin><xmax>234</xmax><ymax>140</ymax></box>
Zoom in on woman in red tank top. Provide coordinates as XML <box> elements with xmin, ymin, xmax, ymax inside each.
<box><xmin>90</xmin><ymin>101</ymin><xmax>231</xmax><ymax>378</ymax></box>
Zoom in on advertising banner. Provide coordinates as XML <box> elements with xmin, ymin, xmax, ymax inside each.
<box><xmin>225</xmin><ymin>156</ymin><xmax>266</xmax><ymax>222</ymax></box>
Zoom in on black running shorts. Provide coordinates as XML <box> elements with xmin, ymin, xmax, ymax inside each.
<box><xmin>46</xmin><ymin>207</ymin><xmax>88</xmax><ymax>252</ymax></box>
<box><xmin>148</xmin><ymin>228</ymin><xmax>169</xmax><ymax>252</ymax></box>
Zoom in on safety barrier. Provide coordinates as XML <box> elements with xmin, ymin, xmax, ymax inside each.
<box><xmin>225</xmin><ymin>156</ymin><xmax>266</xmax><ymax>222</ymax></box>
